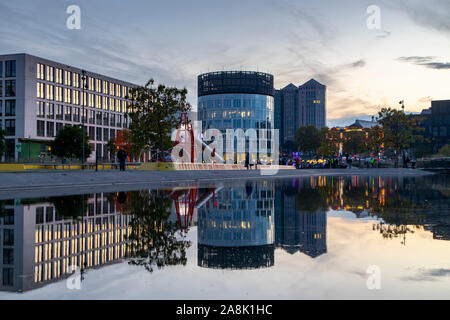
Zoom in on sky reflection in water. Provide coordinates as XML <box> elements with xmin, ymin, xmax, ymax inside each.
<box><xmin>0</xmin><ymin>175</ymin><xmax>449</xmax><ymax>299</ymax></box>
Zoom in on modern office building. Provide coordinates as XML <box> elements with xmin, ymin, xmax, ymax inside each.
<box><xmin>0</xmin><ymin>53</ymin><xmax>136</xmax><ymax>162</ymax></box>
<box><xmin>197</xmin><ymin>71</ymin><xmax>274</xmax><ymax>163</ymax></box>
<box><xmin>0</xmin><ymin>193</ymin><xmax>132</xmax><ymax>292</ymax></box>
<box><xmin>197</xmin><ymin>182</ymin><xmax>275</xmax><ymax>269</ymax></box>
<box><xmin>299</xmin><ymin>79</ymin><xmax>326</xmax><ymax>129</ymax></box>
<box><xmin>419</xmin><ymin>100</ymin><xmax>450</xmax><ymax>153</ymax></box>
<box><xmin>274</xmin><ymin>79</ymin><xmax>326</xmax><ymax>151</ymax></box>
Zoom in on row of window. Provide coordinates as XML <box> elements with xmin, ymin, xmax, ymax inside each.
<box><xmin>37</xmin><ymin>83</ymin><xmax>130</xmax><ymax>111</ymax></box>
<box><xmin>36</xmin><ymin>63</ymin><xmax>131</xmax><ymax>97</ymax></box>
<box><xmin>0</xmin><ymin>80</ymin><xmax>16</xmax><ymax>97</ymax></box>
<box><xmin>36</xmin><ymin>120</ymin><xmax>120</xmax><ymax>141</ymax></box>
<box><xmin>36</xmin><ymin>102</ymin><xmax>127</xmax><ymax>127</ymax></box>
<box><xmin>0</xmin><ymin>60</ymin><xmax>16</xmax><ymax>78</ymax></box>
<box><xmin>0</xmin><ymin>119</ymin><xmax>15</xmax><ymax>136</ymax></box>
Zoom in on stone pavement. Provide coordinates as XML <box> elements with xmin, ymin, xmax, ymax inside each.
<box><xmin>0</xmin><ymin>168</ymin><xmax>434</xmax><ymax>199</ymax></box>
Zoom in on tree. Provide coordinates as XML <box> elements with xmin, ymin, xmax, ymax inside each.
<box><xmin>127</xmin><ymin>79</ymin><xmax>191</xmax><ymax>162</ymax></box>
<box><xmin>324</xmin><ymin>128</ymin><xmax>341</xmax><ymax>155</ymax></box>
<box><xmin>295</xmin><ymin>126</ymin><xmax>321</xmax><ymax>157</ymax></box>
<box><xmin>367</xmin><ymin>125</ymin><xmax>384</xmax><ymax>156</ymax></box>
<box><xmin>343</xmin><ymin>131</ymin><xmax>366</xmax><ymax>155</ymax></box>
<box><xmin>50</xmin><ymin>125</ymin><xmax>92</xmax><ymax>160</ymax></box>
<box><xmin>377</xmin><ymin>108</ymin><xmax>425</xmax><ymax>166</ymax></box>
<box><xmin>0</xmin><ymin>129</ymin><xmax>5</xmax><ymax>161</ymax></box>
<box><xmin>438</xmin><ymin>145</ymin><xmax>450</xmax><ymax>157</ymax></box>
<box><xmin>317</xmin><ymin>143</ymin><xmax>331</xmax><ymax>157</ymax></box>
<box><xmin>122</xmin><ymin>189</ymin><xmax>191</xmax><ymax>272</ymax></box>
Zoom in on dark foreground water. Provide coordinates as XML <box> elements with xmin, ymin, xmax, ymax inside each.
<box><xmin>0</xmin><ymin>174</ymin><xmax>449</xmax><ymax>299</ymax></box>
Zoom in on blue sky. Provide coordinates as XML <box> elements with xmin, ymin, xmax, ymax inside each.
<box><xmin>1</xmin><ymin>0</ymin><xmax>449</xmax><ymax>127</ymax></box>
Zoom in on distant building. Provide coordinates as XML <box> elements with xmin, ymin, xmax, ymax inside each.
<box><xmin>274</xmin><ymin>79</ymin><xmax>326</xmax><ymax>152</ymax></box>
<box><xmin>299</xmin><ymin>79</ymin><xmax>326</xmax><ymax>129</ymax></box>
<box><xmin>420</xmin><ymin>100</ymin><xmax>450</xmax><ymax>152</ymax></box>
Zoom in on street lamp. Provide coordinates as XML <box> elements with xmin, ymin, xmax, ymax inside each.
<box><xmin>81</xmin><ymin>70</ymin><xmax>87</xmax><ymax>169</ymax></box>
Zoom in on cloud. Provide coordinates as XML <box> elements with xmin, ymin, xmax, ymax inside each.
<box><xmin>398</xmin><ymin>56</ymin><xmax>450</xmax><ymax>70</ymax></box>
<box><xmin>401</xmin><ymin>268</ymin><xmax>450</xmax><ymax>282</ymax></box>
<box><xmin>396</xmin><ymin>0</ymin><xmax>450</xmax><ymax>34</ymax></box>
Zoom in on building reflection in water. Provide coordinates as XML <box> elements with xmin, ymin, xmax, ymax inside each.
<box><xmin>197</xmin><ymin>181</ymin><xmax>275</xmax><ymax>270</ymax></box>
<box><xmin>0</xmin><ymin>193</ymin><xmax>132</xmax><ymax>292</ymax></box>
<box><xmin>0</xmin><ymin>174</ymin><xmax>448</xmax><ymax>292</ymax></box>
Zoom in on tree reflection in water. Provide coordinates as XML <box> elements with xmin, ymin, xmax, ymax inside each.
<box><xmin>120</xmin><ymin>189</ymin><xmax>191</xmax><ymax>273</ymax></box>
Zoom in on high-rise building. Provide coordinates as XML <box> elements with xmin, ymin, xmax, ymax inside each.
<box><xmin>197</xmin><ymin>71</ymin><xmax>274</xmax><ymax>163</ymax></box>
<box><xmin>274</xmin><ymin>79</ymin><xmax>326</xmax><ymax>152</ymax></box>
<box><xmin>0</xmin><ymin>53</ymin><xmax>136</xmax><ymax>162</ymax></box>
<box><xmin>419</xmin><ymin>100</ymin><xmax>450</xmax><ymax>153</ymax></box>
<box><xmin>299</xmin><ymin>79</ymin><xmax>326</xmax><ymax>129</ymax></box>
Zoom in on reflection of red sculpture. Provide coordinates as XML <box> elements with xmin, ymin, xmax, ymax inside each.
<box><xmin>172</xmin><ymin>187</ymin><xmax>198</xmax><ymax>232</ymax></box>
<box><xmin>173</xmin><ymin>112</ymin><xmax>195</xmax><ymax>163</ymax></box>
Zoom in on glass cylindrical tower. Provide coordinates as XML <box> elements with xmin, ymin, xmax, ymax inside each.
<box><xmin>197</xmin><ymin>71</ymin><xmax>274</xmax><ymax>163</ymax></box>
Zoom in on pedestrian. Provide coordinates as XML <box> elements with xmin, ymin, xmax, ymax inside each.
<box><xmin>245</xmin><ymin>152</ymin><xmax>250</xmax><ymax>170</ymax></box>
<box><xmin>117</xmin><ymin>149</ymin><xmax>128</xmax><ymax>171</ymax></box>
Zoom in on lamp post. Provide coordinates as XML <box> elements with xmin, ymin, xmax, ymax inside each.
<box><xmin>81</xmin><ymin>70</ymin><xmax>87</xmax><ymax>169</ymax></box>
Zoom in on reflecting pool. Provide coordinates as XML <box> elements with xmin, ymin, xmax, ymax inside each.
<box><xmin>0</xmin><ymin>175</ymin><xmax>449</xmax><ymax>299</ymax></box>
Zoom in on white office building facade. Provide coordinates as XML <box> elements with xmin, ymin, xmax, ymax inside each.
<box><xmin>0</xmin><ymin>53</ymin><xmax>136</xmax><ymax>162</ymax></box>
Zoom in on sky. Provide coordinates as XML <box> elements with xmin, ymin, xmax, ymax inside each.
<box><xmin>0</xmin><ymin>0</ymin><xmax>449</xmax><ymax>127</ymax></box>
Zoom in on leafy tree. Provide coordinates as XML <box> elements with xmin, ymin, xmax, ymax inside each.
<box><xmin>324</xmin><ymin>128</ymin><xmax>342</xmax><ymax>155</ymax></box>
<box><xmin>295</xmin><ymin>125</ymin><xmax>321</xmax><ymax>157</ymax></box>
<box><xmin>438</xmin><ymin>145</ymin><xmax>450</xmax><ymax>157</ymax></box>
<box><xmin>127</xmin><ymin>79</ymin><xmax>191</xmax><ymax>161</ymax></box>
<box><xmin>343</xmin><ymin>131</ymin><xmax>366</xmax><ymax>155</ymax></box>
<box><xmin>317</xmin><ymin>143</ymin><xmax>331</xmax><ymax>157</ymax></box>
<box><xmin>106</xmin><ymin>138</ymin><xmax>117</xmax><ymax>160</ymax></box>
<box><xmin>0</xmin><ymin>129</ymin><xmax>5</xmax><ymax>161</ymax></box>
<box><xmin>377</xmin><ymin>108</ymin><xmax>425</xmax><ymax>166</ymax></box>
<box><xmin>367</xmin><ymin>125</ymin><xmax>384</xmax><ymax>156</ymax></box>
<box><xmin>51</xmin><ymin>126</ymin><xmax>91</xmax><ymax>159</ymax></box>
<box><xmin>122</xmin><ymin>189</ymin><xmax>191</xmax><ymax>273</ymax></box>
<box><xmin>50</xmin><ymin>125</ymin><xmax>92</xmax><ymax>160</ymax></box>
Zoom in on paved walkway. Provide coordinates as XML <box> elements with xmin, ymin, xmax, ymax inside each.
<box><xmin>0</xmin><ymin>168</ymin><xmax>434</xmax><ymax>199</ymax></box>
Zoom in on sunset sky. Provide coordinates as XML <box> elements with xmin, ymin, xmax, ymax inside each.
<box><xmin>1</xmin><ymin>0</ymin><xmax>449</xmax><ymax>127</ymax></box>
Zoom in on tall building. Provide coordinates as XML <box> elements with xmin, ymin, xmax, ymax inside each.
<box><xmin>299</xmin><ymin>79</ymin><xmax>326</xmax><ymax>129</ymax></box>
<box><xmin>274</xmin><ymin>84</ymin><xmax>299</xmax><ymax>149</ymax></box>
<box><xmin>0</xmin><ymin>53</ymin><xmax>136</xmax><ymax>162</ymax></box>
<box><xmin>197</xmin><ymin>71</ymin><xmax>274</xmax><ymax>163</ymax></box>
<box><xmin>274</xmin><ymin>79</ymin><xmax>326</xmax><ymax>151</ymax></box>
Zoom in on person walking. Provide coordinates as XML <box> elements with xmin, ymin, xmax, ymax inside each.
<box><xmin>245</xmin><ymin>152</ymin><xmax>250</xmax><ymax>170</ymax></box>
<box><xmin>117</xmin><ymin>149</ymin><xmax>128</xmax><ymax>171</ymax></box>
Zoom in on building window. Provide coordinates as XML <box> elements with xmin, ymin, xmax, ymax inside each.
<box><xmin>3</xmin><ymin>229</ymin><xmax>14</xmax><ymax>245</ymax></box>
<box><xmin>55</xmin><ymin>68</ymin><xmax>63</xmax><ymax>84</ymax></box>
<box><xmin>96</xmin><ymin>127</ymin><xmax>102</xmax><ymax>141</ymax></box>
<box><xmin>110</xmin><ymin>82</ymin><xmax>115</xmax><ymax>96</ymax></box>
<box><xmin>46</xmin><ymin>66</ymin><xmax>54</xmax><ymax>82</ymax></box>
<box><xmin>64</xmin><ymin>88</ymin><xmax>72</xmax><ymax>103</ymax></box>
<box><xmin>103</xmin><ymin>128</ymin><xmax>108</xmax><ymax>141</ymax></box>
<box><xmin>88</xmin><ymin>110</ymin><xmax>94</xmax><ymax>124</ymax></box>
<box><xmin>37</xmin><ymin>63</ymin><xmax>45</xmax><ymax>80</ymax></box>
<box><xmin>65</xmin><ymin>106</ymin><xmax>72</xmax><ymax>121</ymax></box>
<box><xmin>46</xmin><ymin>121</ymin><xmax>54</xmax><ymax>137</ymax></box>
<box><xmin>5</xmin><ymin>80</ymin><xmax>15</xmax><ymax>96</ymax></box>
<box><xmin>37</xmin><ymin>120</ymin><xmax>45</xmax><ymax>136</ymax></box>
<box><xmin>64</xmin><ymin>70</ymin><xmax>72</xmax><ymax>86</ymax></box>
<box><xmin>55</xmin><ymin>86</ymin><xmax>63</xmax><ymax>102</ymax></box>
<box><xmin>46</xmin><ymin>103</ymin><xmax>54</xmax><ymax>119</ymax></box>
<box><xmin>73</xmin><ymin>107</ymin><xmax>80</xmax><ymax>122</ymax></box>
<box><xmin>73</xmin><ymin>73</ymin><xmax>80</xmax><ymax>88</ymax></box>
<box><xmin>37</xmin><ymin>82</ymin><xmax>44</xmax><ymax>98</ymax></box>
<box><xmin>96</xmin><ymin>111</ymin><xmax>102</xmax><ymax>125</ymax></box>
<box><xmin>103</xmin><ymin>80</ymin><xmax>108</xmax><ymax>94</ymax></box>
<box><xmin>2</xmin><ymin>268</ymin><xmax>14</xmax><ymax>286</ymax></box>
<box><xmin>96</xmin><ymin>79</ymin><xmax>101</xmax><ymax>93</ymax></box>
<box><xmin>46</xmin><ymin>84</ymin><xmax>54</xmax><ymax>100</ymax></box>
<box><xmin>103</xmin><ymin>112</ymin><xmax>109</xmax><ymax>125</ymax></box>
<box><xmin>0</xmin><ymin>61</ymin><xmax>2</xmax><ymax>77</ymax></box>
<box><xmin>73</xmin><ymin>90</ymin><xmax>80</xmax><ymax>105</ymax></box>
<box><xmin>37</xmin><ymin>101</ymin><xmax>45</xmax><ymax>118</ymax></box>
<box><xmin>0</xmin><ymin>100</ymin><xmax>2</xmax><ymax>116</ymax></box>
<box><xmin>5</xmin><ymin>119</ymin><xmax>15</xmax><ymax>136</ymax></box>
<box><xmin>5</xmin><ymin>60</ymin><xmax>16</xmax><ymax>77</ymax></box>
<box><xmin>5</xmin><ymin>100</ymin><xmax>15</xmax><ymax>116</ymax></box>
<box><xmin>56</xmin><ymin>105</ymin><xmax>64</xmax><ymax>120</ymax></box>
<box><xmin>3</xmin><ymin>248</ymin><xmax>14</xmax><ymax>265</ymax></box>
<box><xmin>89</xmin><ymin>126</ymin><xmax>95</xmax><ymax>140</ymax></box>
<box><xmin>0</xmin><ymin>80</ymin><xmax>2</xmax><ymax>97</ymax></box>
